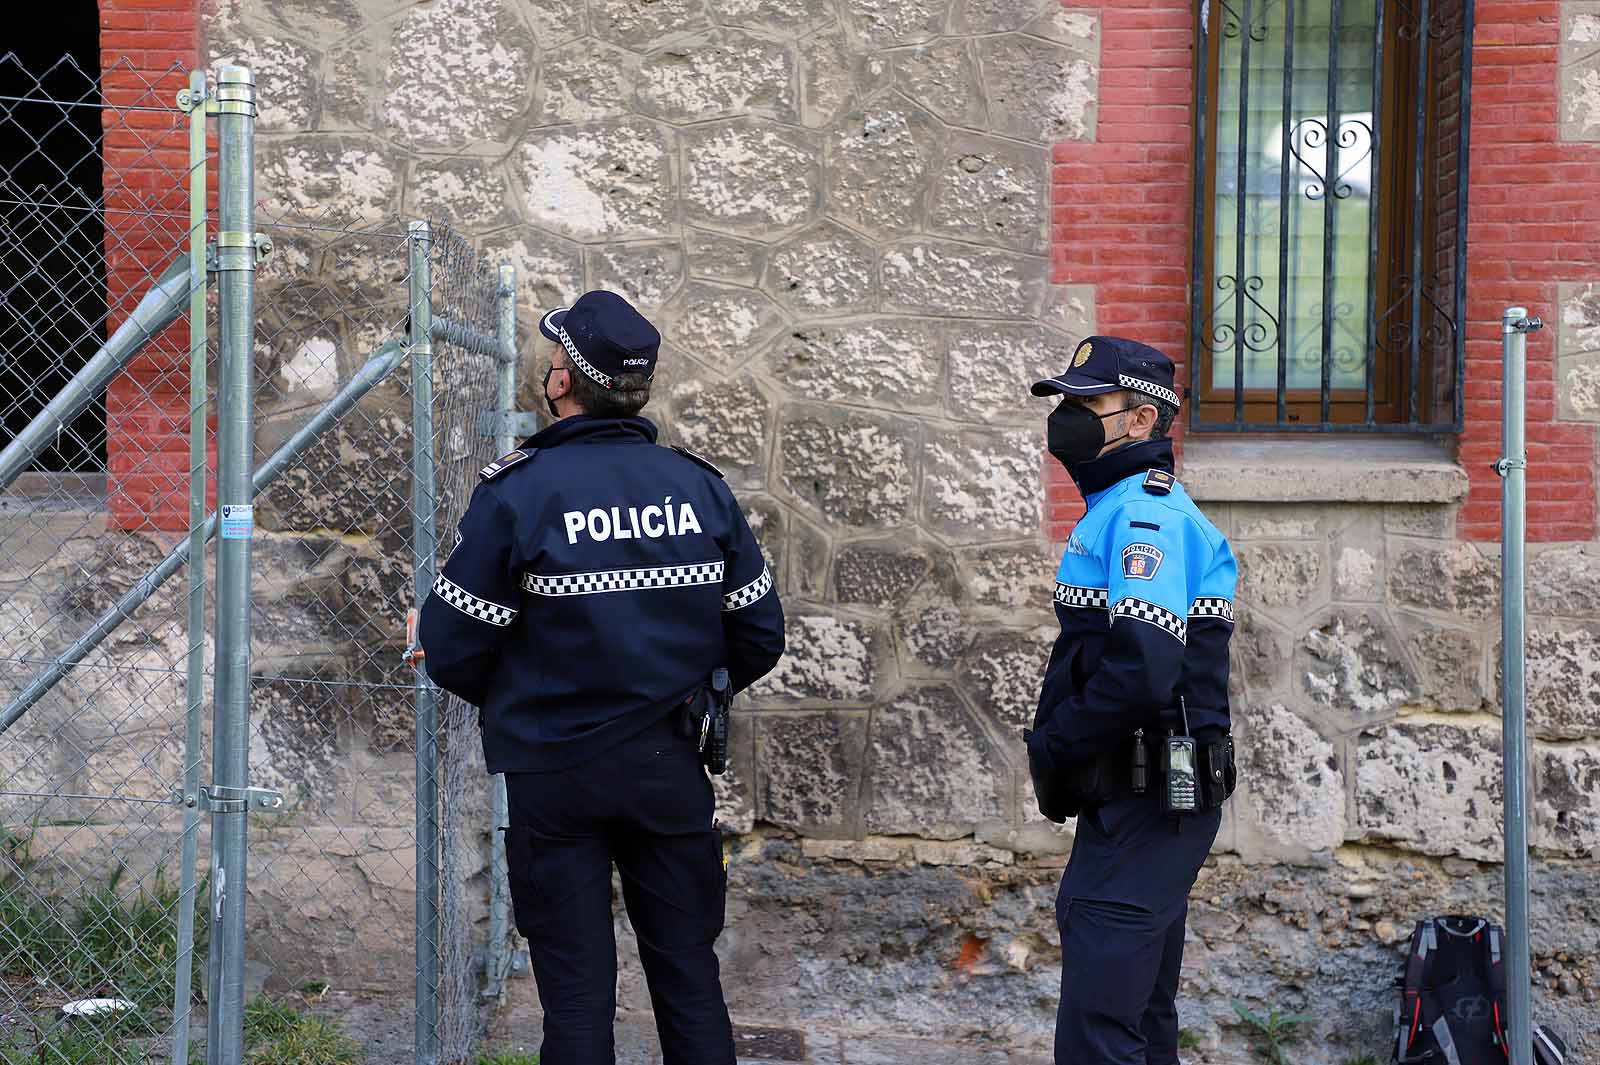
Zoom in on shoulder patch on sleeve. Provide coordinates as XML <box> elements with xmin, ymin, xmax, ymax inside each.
<box><xmin>670</xmin><ymin>445</ymin><xmax>724</xmax><ymax>479</ymax></box>
<box><xmin>479</xmin><ymin>448</ymin><xmax>536</xmax><ymax>481</ymax></box>
<box><xmin>1121</xmin><ymin>542</ymin><xmax>1164</xmax><ymax>580</ymax></box>
<box><xmin>1142</xmin><ymin>469</ymin><xmax>1176</xmax><ymax>495</ymax></box>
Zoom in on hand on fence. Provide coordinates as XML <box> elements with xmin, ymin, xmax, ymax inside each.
<box><xmin>403</xmin><ymin>607</ymin><xmax>426</xmax><ymax>671</ymax></box>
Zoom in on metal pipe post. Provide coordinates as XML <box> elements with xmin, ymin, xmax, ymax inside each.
<box><xmin>485</xmin><ymin>264</ymin><xmax>517</xmax><ymax>1001</ymax></box>
<box><xmin>409</xmin><ymin>220</ymin><xmax>441</xmax><ymax>1065</ymax></box>
<box><xmin>0</xmin><ymin>253</ymin><xmax>194</xmax><ymax>493</ymax></box>
<box><xmin>206</xmin><ymin>65</ymin><xmax>258</xmax><ymax>1065</ymax></box>
<box><xmin>0</xmin><ymin>343</ymin><xmax>405</xmax><ymax>737</ymax></box>
<box><xmin>1499</xmin><ymin>305</ymin><xmax>1539</xmax><ymax>1065</ymax></box>
<box><xmin>172</xmin><ymin>66</ymin><xmax>208</xmax><ymax>1065</ymax></box>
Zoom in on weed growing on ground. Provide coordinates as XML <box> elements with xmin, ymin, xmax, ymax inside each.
<box><xmin>242</xmin><ymin>994</ymin><xmax>363</xmax><ymax>1065</ymax></box>
<box><xmin>1178</xmin><ymin>1027</ymin><xmax>1203</xmax><ymax>1050</ymax></box>
<box><xmin>1231</xmin><ymin>998</ymin><xmax>1315</xmax><ymax>1065</ymax></box>
<box><xmin>0</xmin><ymin>842</ymin><xmax>209</xmax><ymax>1060</ymax></box>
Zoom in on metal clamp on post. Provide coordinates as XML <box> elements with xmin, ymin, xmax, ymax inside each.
<box><xmin>215</xmin><ymin>231</ymin><xmax>270</xmax><ymax>273</ymax></box>
<box><xmin>477</xmin><ymin>409</ymin><xmax>540</xmax><ymax>438</ymax></box>
<box><xmin>176</xmin><ymin>86</ymin><xmax>209</xmax><ymax>113</ymax></box>
<box><xmin>208</xmin><ymin>66</ymin><xmax>257</xmax><ymax>117</ymax></box>
<box><xmin>192</xmin><ymin>785</ymin><xmax>284</xmax><ymax>813</ymax></box>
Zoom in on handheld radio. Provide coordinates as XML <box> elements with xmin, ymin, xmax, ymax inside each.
<box><xmin>1162</xmin><ymin>698</ymin><xmax>1198</xmax><ymax>815</ymax></box>
<box><xmin>699</xmin><ymin>667</ymin><xmax>731</xmax><ymax>775</ymax></box>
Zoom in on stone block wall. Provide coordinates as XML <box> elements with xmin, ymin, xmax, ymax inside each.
<box><xmin>193</xmin><ymin>0</ymin><xmax>1600</xmax><ymax>1054</ymax></box>
<box><xmin>7</xmin><ymin>0</ymin><xmax>1600</xmax><ymax>1059</ymax></box>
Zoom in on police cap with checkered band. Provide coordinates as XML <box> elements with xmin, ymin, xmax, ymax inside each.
<box><xmin>1030</xmin><ymin>335</ymin><xmax>1181</xmax><ymax>411</ymax></box>
<box><xmin>538</xmin><ymin>289</ymin><xmax>661</xmax><ymax>390</ymax></box>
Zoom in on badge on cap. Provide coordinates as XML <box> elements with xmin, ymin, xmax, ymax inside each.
<box><xmin>1122</xmin><ymin>543</ymin><xmax>1164</xmax><ymax>581</ymax></box>
<box><xmin>1072</xmin><ymin>341</ymin><xmax>1093</xmax><ymax>368</ymax></box>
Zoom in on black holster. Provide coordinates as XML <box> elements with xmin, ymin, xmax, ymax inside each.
<box><xmin>1198</xmin><ymin>734</ymin><xmax>1237</xmax><ymax>809</ymax></box>
<box><xmin>678</xmin><ymin>669</ymin><xmax>732</xmax><ymax>775</ymax></box>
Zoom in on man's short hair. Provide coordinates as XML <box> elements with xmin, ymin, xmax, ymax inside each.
<box><xmin>1126</xmin><ymin>389</ymin><xmax>1178</xmax><ymax>439</ymax></box>
<box><xmin>572</xmin><ymin>369</ymin><xmax>651</xmax><ymax>418</ymax></box>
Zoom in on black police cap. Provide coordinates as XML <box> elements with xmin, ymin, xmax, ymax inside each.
<box><xmin>1031</xmin><ymin>335</ymin><xmax>1181</xmax><ymax>409</ymax></box>
<box><xmin>538</xmin><ymin>290</ymin><xmax>660</xmax><ymax>390</ymax></box>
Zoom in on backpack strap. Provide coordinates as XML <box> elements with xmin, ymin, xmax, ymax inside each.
<box><xmin>1486</xmin><ymin>924</ymin><xmax>1509</xmax><ymax>1052</ymax></box>
<box><xmin>1430</xmin><ymin>1017</ymin><xmax>1464</xmax><ymax>1065</ymax></box>
<box><xmin>1396</xmin><ymin>920</ymin><xmax>1433</xmax><ymax>1063</ymax></box>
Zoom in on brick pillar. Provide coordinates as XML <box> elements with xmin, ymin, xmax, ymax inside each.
<box><xmin>1047</xmin><ymin>0</ymin><xmax>1195</xmax><ymax>540</ymax></box>
<box><xmin>99</xmin><ymin>0</ymin><xmax>202</xmax><ymax>531</ymax></box>
<box><xmin>1459</xmin><ymin>0</ymin><xmax>1600</xmax><ymax>542</ymax></box>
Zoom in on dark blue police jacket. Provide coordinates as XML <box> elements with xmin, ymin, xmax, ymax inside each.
<box><xmin>1033</xmin><ymin>439</ymin><xmax>1237</xmax><ymax>760</ymax></box>
<box><xmin>417</xmin><ymin>415</ymin><xmax>785</xmax><ymax>773</ymax></box>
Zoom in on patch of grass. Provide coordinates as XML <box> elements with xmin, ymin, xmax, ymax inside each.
<box><xmin>1178</xmin><ymin>1027</ymin><xmax>1203</xmax><ymax>1050</ymax></box>
<box><xmin>1342</xmin><ymin>1056</ymin><xmax>1379</xmax><ymax>1065</ymax></box>
<box><xmin>1231</xmin><ymin>998</ymin><xmax>1315</xmax><ymax>1065</ymax></box>
<box><xmin>0</xmin><ymin>864</ymin><xmax>209</xmax><ymax>1026</ymax></box>
<box><xmin>477</xmin><ymin>1051</ymin><xmax>541</xmax><ymax>1065</ymax></box>
<box><xmin>0</xmin><ymin>1022</ymin><xmax>148</xmax><ymax>1064</ymax></box>
<box><xmin>242</xmin><ymin>994</ymin><xmax>363</xmax><ymax>1065</ymax></box>
<box><xmin>1</xmin><ymin>843</ymin><xmax>210</xmax><ymax>1061</ymax></box>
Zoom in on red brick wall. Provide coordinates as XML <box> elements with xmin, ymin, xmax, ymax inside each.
<box><xmin>1458</xmin><ymin>0</ymin><xmax>1600</xmax><ymax>541</ymax></box>
<box><xmin>1047</xmin><ymin>0</ymin><xmax>1194</xmax><ymax>541</ymax></box>
<box><xmin>1047</xmin><ymin>0</ymin><xmax>1600</xmax><ymax>544</ymax></box>
<box><xmin>99</xmin><ymin>0</ymin><xmax>202</xmax><ymax>531</ymax></box>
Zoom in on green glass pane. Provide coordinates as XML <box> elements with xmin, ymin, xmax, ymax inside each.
<box><xmin>1209</xmin><ymin>0</ymin><xmax>1378</xmax><ymax>395</ymax></box>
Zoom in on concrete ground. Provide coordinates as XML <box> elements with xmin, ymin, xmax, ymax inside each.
<box><xmin>485</xmin><ymin>972</ymin><xmax>1054</xmax><ymax>1065</ymax></box>
<box><xmin>289</xmin><ymin>981</ymin><xmax>1053</xmax><ymax>1065</ymax></box>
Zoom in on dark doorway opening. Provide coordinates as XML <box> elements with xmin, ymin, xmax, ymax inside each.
<box><xmin>0</xmin><ymin>3</ymin><xmax>107</xmax><ymax>473</ymax></box>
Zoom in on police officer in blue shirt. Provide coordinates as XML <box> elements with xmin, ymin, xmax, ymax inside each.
<box><xmin>417</xmin><ymin>289</ymin><xmax>785</xmax><ymax>1065</ymax></box>
<box><xmin>1024</xmin><ymin>336</ymin><xmax>1238</xmax><ymax>1065</ymax></box>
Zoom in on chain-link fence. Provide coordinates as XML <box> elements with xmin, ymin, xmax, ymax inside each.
<box><xmin>1</xmin><ymin>55</ymin><xmax>518</xmax><ymax>1065</ymax></box>
<box><xmin>244</xmin><ymin>210</ymin><xmax>517</xmax><ymax>1063</ymax></box>
<box><xmin>0</xmin><ymin>54</ymin><xmax>210</xmax><ymax>1065</ymax></box>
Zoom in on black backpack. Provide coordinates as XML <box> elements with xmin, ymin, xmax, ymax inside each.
<box><xmin>1391</xmin><ymin>915</ymin><xmax>1568</xmax><ymax>1065</ymax></box>
<box><xmin>1392</xmin><ymin>916</ymin><xmax>1507</xmax><ymax>1064</ymax></box>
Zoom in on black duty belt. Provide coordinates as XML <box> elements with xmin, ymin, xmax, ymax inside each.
<box><xmin>1061</xmin><ymin>732</ymin><xmax>1237</xmax><ymax>811</ymax></box>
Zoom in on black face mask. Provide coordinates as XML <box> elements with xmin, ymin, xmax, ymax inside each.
<box><xmin>542</xmin><ymin>365</ymin><xmax>562</xmax><ymax>419</ymax></box>
<box><xmin>1046</xmin><ymin>400</ymin><xmax>1136</xmax><ymax>469</ymax></box>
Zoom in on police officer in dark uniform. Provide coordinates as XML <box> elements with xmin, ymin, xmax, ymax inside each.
<box><xmin>1023</xmin><ymin>337</ymin><xmax>1238</xmax><ymax>1065</ymax></box>
<box><xmin>417</xmin><ymin>289</ymin><xmax>785</xmax><ymax>1065</ymax></box>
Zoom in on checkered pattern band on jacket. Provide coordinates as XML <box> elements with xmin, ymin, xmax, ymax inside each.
<box><xmin>433</xmin><ymin>575</ymin><xmax>518</xmax><ymax>627</ymax></box>
<box><xmin>521</xmin><ymin>560</ymin><xmax>725</xmax><ymax>597</ymax></box>
<box><xmin>1112</xmin><ymin>596</ymin><xmax>1187</xmax><ymax>643</ymax></box>
<box><xmin>559</xmin><ymin>326</ymin><xmax>613</xmax><ymax>389</ymax></box>
<box><xmin>1055</xmin><ymin>582</ymin><xmax>1110</xmax><ymax>610</ymax></box>
<box><xmin>723</xmin><ymin>566</ymin><xmax>772</xmax><ymax>612</ymax></box>
<box><xmin>1189</xmin><ymin>597</ymin><xmax>1235</xmax><ymax>623</ymax></box>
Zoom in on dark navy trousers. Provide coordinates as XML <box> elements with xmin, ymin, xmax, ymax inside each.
<box><xmin>503</xmin><ymin>712</ymin><xmax>733</xmax><ymax>1065</ymax></box>
<box><xmin>1055</xmin><ymin>793</ymin><xmax>1221</xmax><ymax>1064</ymax></box>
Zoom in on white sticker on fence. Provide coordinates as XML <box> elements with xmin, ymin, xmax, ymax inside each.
<box><xmin>220</xmin><ymin>504</ymin><xmax>254</xmax><ymax>540</ymax></box>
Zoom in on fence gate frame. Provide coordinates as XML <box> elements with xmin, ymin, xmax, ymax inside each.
<box><xmin>1</xmin><ymin>57</ymin><xmax>522</xmax><ymax>1065</ymax></box>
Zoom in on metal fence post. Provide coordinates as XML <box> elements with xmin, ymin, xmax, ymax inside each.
<box><xmin>409</xmin><ymin>220</ymin><xmax>441</xmax><ymax>1065</ymax></box>
<box><xmin>1499</xmin><ymin>305</ymin><xmax>1540</xmax><ymax>1065</ymax></box>
<box><xmin>206</xmin><ymin>64</ymin><xmax>259</xmax><ymax>1065</ymax></box>
<box><xmin>172</xmin><ymin>66</ymin><xmax>209</xmax><ymax>1065</ymax></box>
<box><xmin>485</xmin><ymin>264</ymin><xmax>518</xmax><ymax>1001</ymax></box>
